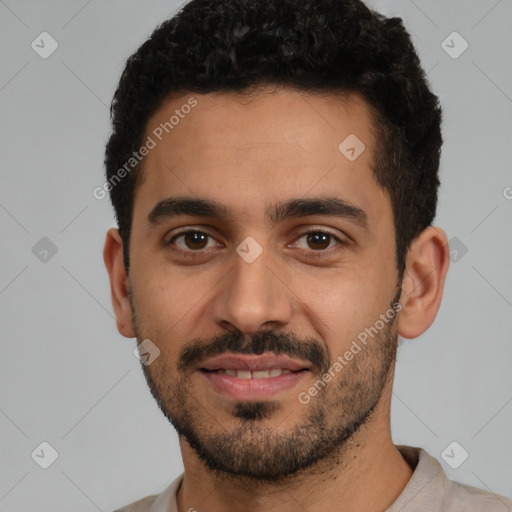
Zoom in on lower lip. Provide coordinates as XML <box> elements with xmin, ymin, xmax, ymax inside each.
<box><xmin>200</xmin><ymin>370</ymin><xmax>309</xmax><ymax>400</ymax></box>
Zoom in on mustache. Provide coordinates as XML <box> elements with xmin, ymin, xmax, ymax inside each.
<box><xmin>178</xmin><ymin>329</ymin><xmax>330</xmax><ymax>375</ymax></box>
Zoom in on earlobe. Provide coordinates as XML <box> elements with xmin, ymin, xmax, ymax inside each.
<box><xmin>103</xmin><ymin>228</ymin><xmax>136</xmax><ymax>338</ymax></box>
<box><xmin>397</xmin><ymin>226</ymin><xmax>450</xmax><ymax>339</ymax></box>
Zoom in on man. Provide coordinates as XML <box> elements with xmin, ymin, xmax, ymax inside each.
<box><xmin>103</xmin><ymin>0</ymin><xmax>512</xmax><ymax>510</ymax></box>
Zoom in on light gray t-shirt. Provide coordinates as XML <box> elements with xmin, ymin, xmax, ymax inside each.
<box><xmin>114</xmin><ymin>445</ymin><xmax>512</xmax><ymax>511</ymax></box>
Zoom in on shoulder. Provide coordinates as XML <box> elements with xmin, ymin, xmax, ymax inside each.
<box><xmin>113</xmin><ymin>473</ymin><xmax>183</xmax><ymax>512</ymax></box>
<box><xmin>443</xmin><ymin>478</ymin><xmax>512</xmax><ymax>511</ymax></box>
<box><xmin>394</xmin><ymin>445</ymin><xmax>512</xmax><ymax>512</ymax></box>
<box><xmin>113</xmin><ymin>494</ymin><xmax>158</xmax><ymax>512</ymax></box>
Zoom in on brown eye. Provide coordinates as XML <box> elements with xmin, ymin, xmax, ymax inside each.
<box><xmin>292</xmin><ymin>231</ymin><xmax>340</xmax><ymax>252</ymax></box>
<box><xmin>183</xmin><ymin>232</ymin><xmax>208</xmax><ymax>250</ymax></box>
<box><xmin>305</xmin><ymin>232</ymin><xmax>332</xmax><ymax>250</ymax></box>
<box><xmin>171</xmin><ymin>231</ymin><xmax>216</xmax><ymax>251</ymax></box>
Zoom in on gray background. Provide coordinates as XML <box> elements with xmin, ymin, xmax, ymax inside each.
<box><xmin>1</xmin><ymin>0</ymin><xmax>511</xmax><ymax>510</ymax></box>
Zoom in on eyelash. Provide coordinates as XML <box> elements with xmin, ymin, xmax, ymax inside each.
<box><xmin>166</xmin><ymin>228</ymin><xmax>346</xmax><ymax>258</ymax></box>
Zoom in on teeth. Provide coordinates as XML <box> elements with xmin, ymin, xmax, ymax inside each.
<box><xmin>213</xmin><ymin>368</ymin><xmax>296</xmax><ymax>378</ymax></box>
<box><xmin>252</xmin><ymin>370</ymin><xmax>270</xmax><ymax>379</ymax></box>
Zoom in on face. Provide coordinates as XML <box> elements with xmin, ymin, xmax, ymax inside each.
<box><xmin>126</xmin><ymin>88</ymin><xmax>402</xmax><ymax>480</ymax></box>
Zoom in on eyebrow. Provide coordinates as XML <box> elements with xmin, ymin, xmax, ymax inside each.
<box><xmin>147</xmin><ymin>196</ymin><xmax>369</xmax><ymax>231</ymax></box>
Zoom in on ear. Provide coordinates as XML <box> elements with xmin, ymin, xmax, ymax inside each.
<box><xmin>397</xmin><ymin>226</ymin><xmax>450</xmax><ymax>339</ymax></box>
<box><xmin>103</xmin><ymin>228</ymin><xmax>136</xmax><ymax>338</ymax></box>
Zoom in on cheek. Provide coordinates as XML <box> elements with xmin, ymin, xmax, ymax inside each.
<box><xmin>134</xmin><ymin>265</ymin><xmax>223</xmax><ymax>356</ymax></box>
<box><xmin>294</xmin><ymin>264</ymin><xmax>393</xmax><ymax>351</ymax></box>
<box><xmin>138</xmin><ymin>264</ymin><xmax>198</xmax><ymax>316</ymax></box>
<box><xmin>132</xmin><ymin>270</ymin><xmax>190</xmax><ymax>346</ymax></box>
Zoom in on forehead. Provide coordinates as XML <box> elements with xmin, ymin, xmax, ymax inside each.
<box><xmin>134</xmin><ymin>87</ymin><xmax>390</xmax><ymax>228</ymax></box>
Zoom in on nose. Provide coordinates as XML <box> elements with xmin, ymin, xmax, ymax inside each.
<box><xmin>209</xmin><ymin>244</ymin><xmax>293</xmax><ymax>334</ymax></box>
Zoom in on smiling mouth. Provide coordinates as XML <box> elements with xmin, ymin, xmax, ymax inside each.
<box><xmin>201</xmin><ymin>368</ymin><xmax>309</xmax><ymax>379</ymax></box>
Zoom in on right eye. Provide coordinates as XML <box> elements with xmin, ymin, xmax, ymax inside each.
<box><xmin>168</xmin><ymin>230</ymin><xmax>221</xmax><ymax>252</ymax></box>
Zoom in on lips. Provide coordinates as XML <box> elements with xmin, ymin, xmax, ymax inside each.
<box><xmin>199</xmin><ymin>353</ymin><xmax>311</xmax><ymax>373</ymax></box>
<box><xmin>198</xmin><ymin>353</ymin><xmax>312</xmax><ymax>399</ymax></box>
<box><xmin>206</xmin><ymin>368</ymin><xmax>295</xmax><ymax>379</ymax></box>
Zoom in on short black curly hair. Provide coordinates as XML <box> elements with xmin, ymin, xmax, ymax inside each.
<box><xmin>104</xmin><ymin>0</ymin><xmax>442</xmax><ymax>277</ymax></box>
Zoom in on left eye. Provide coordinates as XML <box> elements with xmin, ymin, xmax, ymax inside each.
<box><xmin>293</xmin><ymin>231</ymin><xmax>340</xmax><ymax>251</ymax></box>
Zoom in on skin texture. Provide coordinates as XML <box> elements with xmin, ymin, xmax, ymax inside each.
<box><xmin>104</xmin><ymin>87</ymin><xmax>450</xmax><ymax>512</ymax></box>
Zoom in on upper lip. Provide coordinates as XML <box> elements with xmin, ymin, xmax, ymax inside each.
<box><xmin>200</xmin><ymin>353</ymin><xmax>311</xmax><ymax>372</ymax></box>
